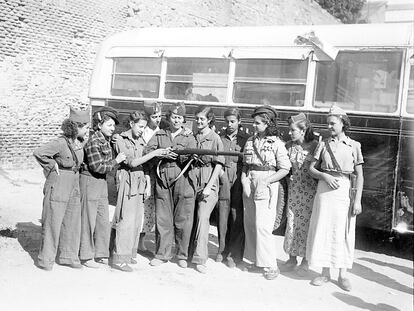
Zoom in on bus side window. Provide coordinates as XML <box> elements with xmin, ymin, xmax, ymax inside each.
<box><xmin>314</xmin><ymin>51</ymin><xmax>403</xmax><ymax>113</ymax></box>
<box><xmin>111</xmin><ymin>57</ymin><xmax>162</xmax><ymax>98</ymax></box>
<box><xmin>232</xmin><ymin>59</ymin><xmax>307</xmax><ymax>107</ymax></box>
<box><xmin>164</xmin><ymin>58</ymin><xmax>229</xmax><ymax>102</ymax></box>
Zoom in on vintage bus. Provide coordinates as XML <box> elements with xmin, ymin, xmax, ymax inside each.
<box><xmin>88</xmin><ymin>23</ymin><xmax>414</xmax><ymax>234</ymax></box>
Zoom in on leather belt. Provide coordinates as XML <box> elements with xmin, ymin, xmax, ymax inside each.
<box><xmin>248</xmin><ymin>164</ymin><xmax>276</xmax><ymax>171</ymax></box>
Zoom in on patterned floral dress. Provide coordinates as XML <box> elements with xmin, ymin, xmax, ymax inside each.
<box><xmin>283</xmin><ymin>140</ymin><xmax>318</xmax><ymax>258</ymax></box>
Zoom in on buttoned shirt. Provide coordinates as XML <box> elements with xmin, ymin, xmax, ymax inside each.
<box><xmin>243</xmin><ymin>135</ymin><xmax>291</xmax><ymax>171</ymax></box>
<box><xmin>194</xmin><ymin>130</ymin><xmax>225</xmax><ymax>167</ymax></box>
<box><xmin>220</xmin><ymin>130</ymin><xmax>249</xmax><ymax>168</ymax></box>
<box><xmin>314</xmin><ymin>136</ymin><xmax>364</xmax><ymax>174</ymax></box>
<box><xmin>83</xmin><ymin>130</ymin><xmax>117</xmax><ymax>175</ymax></box>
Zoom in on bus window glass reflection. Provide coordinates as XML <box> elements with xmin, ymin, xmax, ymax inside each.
<box><xmin>111</xmin><ymin>57</ymin><xmax>162</xmax><ymax>98</ymax></box>
<box><xmin>314</xmin><ymin>51</ymin><xmax>403</xmax><ymax>113</ymax></box>
<box><xmin>407</xmin><ymin>65</ymin><xmax>414</xmax><ymax>114</ymax></box>
<box><xmin>164</xmin><ymin>58</ymin><xmax>229</xmax><ymax>102</ymax></box>
<box><xmin>233</xmin><ymin>59</ymin><xmax>307</xmax><ymax>106</ymax></box>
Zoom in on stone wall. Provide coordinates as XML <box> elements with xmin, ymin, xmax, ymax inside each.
<box><xmin>0</xmin><ymin>0</ymin><xmax>339</xmax><ymax>168</ymax></box>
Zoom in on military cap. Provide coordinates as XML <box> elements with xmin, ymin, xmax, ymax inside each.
<box><xmin>169</xmin><ymin>102</ymin><xmax>186</xmax><ymax>116</ymax></box>
<box><xmin>251</xmin><ymin>105</ymin><xmax>278</xmax><ymax>119</ymax></box>
<box><xmin>93</xmin><ymin>106</ymin><xmax>119</xmax><ymax>125</ymax></box>
<box><xmin>69</xmin><ymin>107</ymin><xmax>90</xmax><ymax>124</ymax></box>
<box><xmin>328</xmin><ymin>105</ymin><xmax>347</xmax><ymax>117</ymax></box>
<box><xmin>290</xmin><ymin>112</ymin><xmax>307</xmax><ymax>124</ymax></box>
<box><xmin>143</xmin><ymin>100</ymin><xmax>162</xmax><ymax>116</ymax></box>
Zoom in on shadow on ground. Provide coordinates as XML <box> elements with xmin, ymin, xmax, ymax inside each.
<box><xmin>350</xmin><ymin>262</ymin><xmax>413</xmax><ymax>295</ymax></box>
<box><xmin>358</xmin><ymin>257</ymin><xmax>413</xmax><ymax>276</ymax></box>
<box><xmin>332</xmin><ymin>292</ymin><xmax>401</xmax><ymax>311</ymax></box>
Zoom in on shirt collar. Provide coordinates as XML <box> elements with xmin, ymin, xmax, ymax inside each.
<box><xmin>329</xmin><ymin>135</ymin><xmax>352</xmax><ymax>147</ymax></box>
<box><xmin>95</xmin><ymin>130</ymin><xmax>108</xmax><ymax>143</ymax></box>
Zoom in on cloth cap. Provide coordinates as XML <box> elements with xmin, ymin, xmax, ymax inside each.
<box><xmin>143</xmin><ymin>100</ymin><xmax>162</xmax><ymax>116</ymax></box>
<box><xmin>69</xmin><ymin>107</ymin><xmax>90</xmax><ymax>124</ymax></box>
<box><xmin>252</xmin><ymin>105</ymin><xmax>278</xmax><ymax>119</ymax></box>
<box><xmin>169</xmin><ymin>102</ymin><xmax>186</xmax><ymax>116</ymax></box>
<box><xmin>290</xmin><ymin>112</ymin><xmax>307</xmax><ymax>124</ymax></box>
<box><xmin>328</xmin><ymin>105</ymin><xmax>347</xmax><ymax>117</ymax></box>
<box><xmin>94</xmin><ymin>107</ymin><xmax>119</xmax><ymax>125</ymax></box>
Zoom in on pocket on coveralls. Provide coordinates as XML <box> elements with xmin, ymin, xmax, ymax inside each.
<box><xmin>50</xmin><ymin>175</ymin><xmax>73</xmax><ymax>202</ymax></box>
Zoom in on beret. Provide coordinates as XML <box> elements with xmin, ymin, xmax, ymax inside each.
<box><xmin>93</xmin><ymin>107</ymin><xmax>119</xmax><ymax>125</ymax></box>
<box><xmin>252</xmin><ymin>105</ymin><xmax>278</xmax><ymax>119</ymax></box>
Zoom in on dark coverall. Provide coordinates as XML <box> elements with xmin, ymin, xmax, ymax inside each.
<box><xmin>33</xmin><ymin>136</ymin><xmax>83</xmax><ymax>269</ymax></box>
<box><xmin>80</xmin><ymin>130</ymin><xmax>118</xmax><ymax>261</ymax></box>
<box><xmin>191</xmin><ymin>130</ymin><xmax>225</xmax><ymax>265</ymax></box>
<box><xmin>217</xmin><ymin>130</ymin><xmax>249</xmax><ymax>263</ymax></box>
<box><xmin>145</xmin><ymin>128</ymin><xmax>196</xmax><ymax>261</ymax></box>
<box><xmin>110</xmin><ymin>130</ymin><xmax>146</xmax><ymax>264</ymax></box>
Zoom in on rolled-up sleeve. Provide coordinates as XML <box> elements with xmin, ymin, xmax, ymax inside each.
<box><xmin>313</xmin><ymin>141</ymin><xmax>324</xmax><ymax>161</ymax></box>
<box><xmin>354</xmin><ymin>141</ymin><xmax>364</xmax><ymax>165</ymax></box>
<box><xmin>274</xmin><ymin>140</ymin><xmax>291</xmax><ymax>171</ymax></box>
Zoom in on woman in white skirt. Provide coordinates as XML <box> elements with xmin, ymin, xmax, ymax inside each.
<box><xmin>307</xmin><ymin>105</ymin><xmax>364</xmax><ymax>291</ymax></box>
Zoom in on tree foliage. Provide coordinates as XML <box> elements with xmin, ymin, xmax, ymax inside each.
<box><xmin>315</xmin><ymin>0</ymin><xmax>366</xmax><ymax>24</ymax></box>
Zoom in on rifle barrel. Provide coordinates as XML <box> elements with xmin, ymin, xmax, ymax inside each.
<box><xmin>173</xmin><ymin>148</ymin><xmax>241</xmax><ymax>157</ymax></box>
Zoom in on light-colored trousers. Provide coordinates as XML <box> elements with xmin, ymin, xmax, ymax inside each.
<box><xmin>243</xmin><ymin>170</ymin><xmax>279</xmax><ymax>268</ymax></box>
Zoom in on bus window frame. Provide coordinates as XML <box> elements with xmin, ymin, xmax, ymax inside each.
<box><xmin>230</xmin><ymin>57</ymin><xmax>310</xmax><ymax>109</ymax></box>
<box><xmin>110</xmin><ymin>57</ymin><xmax>163</xmax><ymax>99</ymax></box>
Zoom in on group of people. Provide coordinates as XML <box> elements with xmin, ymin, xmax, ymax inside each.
<box><xmin>33</xmin><ymin>100</ymin><xmax>364</xmax><ymax>292</ymax></box>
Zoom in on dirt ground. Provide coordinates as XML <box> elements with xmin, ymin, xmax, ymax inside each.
<box><xmin>0</xmin><ymin>168</ymin><xmax>412</xmax><ymax>311</ymax></box>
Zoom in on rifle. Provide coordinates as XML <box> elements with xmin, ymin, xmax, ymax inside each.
<box><xmin>157</xmin><ymin>149</ymin><xmax>242</xmax><ymax>184</ymax></box>
<box><xmin>171</xmin><ymin>148</ymin><xmax>242</xmax><ymax>157</ymax></box>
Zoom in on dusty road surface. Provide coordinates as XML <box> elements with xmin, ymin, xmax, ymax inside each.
<box><xmin>0</xmin><ymin>169</ymin><xmax>412</xmax><ymax>311</ymax></box>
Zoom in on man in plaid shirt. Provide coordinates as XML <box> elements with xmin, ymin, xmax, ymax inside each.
<box><xmin>79</xmin><ymin>107</ymin><xmax>126</xmax><ymax>268</ymax></box>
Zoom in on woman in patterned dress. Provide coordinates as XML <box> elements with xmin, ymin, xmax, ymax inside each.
<box><xmin>283</xmin><ymin>113</ymin><xmax>318</xmax><ymax>274</ymax></box>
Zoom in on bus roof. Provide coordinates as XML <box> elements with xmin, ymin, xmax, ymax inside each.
<box><xmin>101</xmin><ymin>23</ymin><xmax>414</xmax><ymax>51</ymax></box>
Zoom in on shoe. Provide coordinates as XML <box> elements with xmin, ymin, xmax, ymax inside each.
<box><xmin>196</xmin><ymin>264</ymin><xmax>207</xmax><ymax>274</ymax></box>
<box><xmin>227</xmin><ymin>258</ymin><xmax>236</xmax><ymax>269</ymax></box>
<box><xmin>81</xmin><ymin>260</ymin><xmax>100</xmax><ymax>269</ymax></box>
<box><xmin>94</xmin><ymin>258</ymin><xmax>106</xmax><ymax>264</ymax></box>
<box><xmin>311</xmin><ymin>275</ymin><xmax>331</xmax><ymax>286</ymax></box>
<box><xmin>149</xmin><ymin>258</ymin><xmax>167</xmax><ymax>266</ymax></box>
<box><xmin>264</xmin><ymin>268</ymin><xmax>280</xmax><ymax>280</ymax></box>
<box><xmin>130</xmin><ymin>258</ymin><xmax>137</xmax><ymax>265</ymax></box>
<box><xmin>177</xmin><ymin>260</ymin><xmax>188</xmax><ymax>268</ymax></box>
<box><xmin>215</xmin><ymin>254</ymin><xmax>223</xmax><ymax>263</ymax></box>
<box><xmin>338</xmin><ymin>277</ymin><xmax>352</xmax><ymax>291</ymax></box>
<box><xmin>112</xmin><ymin>262</ymin><xmax>133</xmax><ymax>272</ymax></box>
<box><xmin>37</xmin><ymin>264</ymin><xmax>53</xmax><ymax>271</ymax></box>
